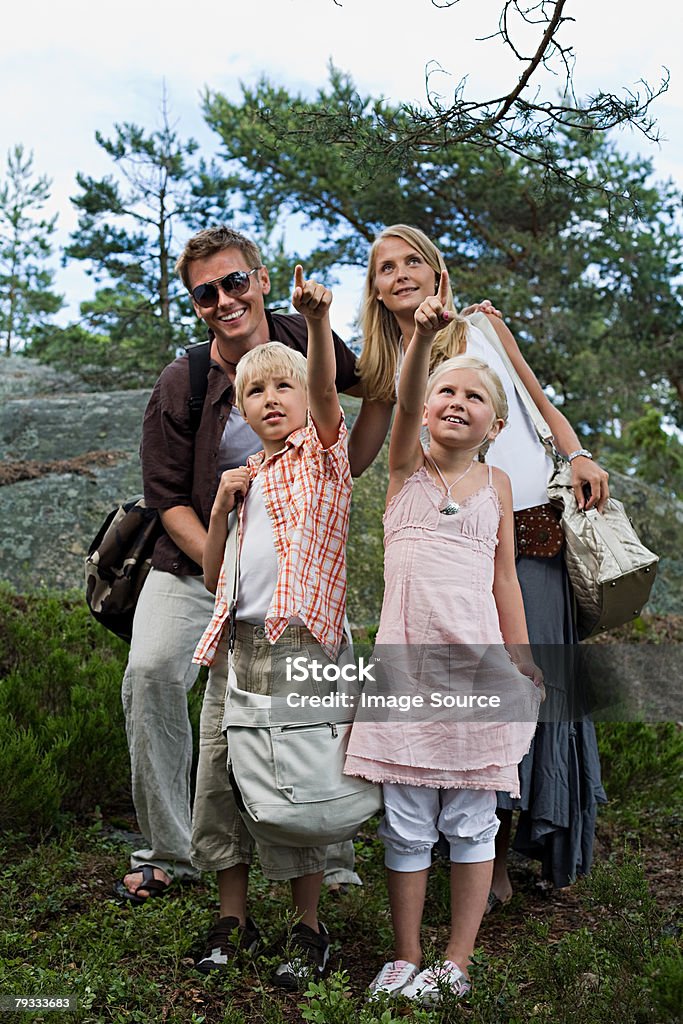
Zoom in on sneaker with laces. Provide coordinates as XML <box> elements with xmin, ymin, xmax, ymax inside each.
<box><xmin>195</xmin><ymin>915</ymin><xmax>260</xmax><ymax>973</ymax></box>
<box><xmin>368</xmin><ymin>959</ymin><xmax>419</xmax><ymax>998</ymax></box>
<box><xmin>401</xmin><ymin>960</ymin><xmax>471</xmax><ymax>1005</ymax></box>
<box><xmin>272</xmin><ymin>921</ymin><xmax>330</xmax><ymax>991</ymax></box>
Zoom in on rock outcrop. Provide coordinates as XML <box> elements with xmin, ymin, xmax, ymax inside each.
<box><xmin>1</xmin><ymin>356</ymin><xmax>148</xmax><ymax>591</ymax></box>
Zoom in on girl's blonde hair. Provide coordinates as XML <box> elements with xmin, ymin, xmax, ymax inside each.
<box><xmin>234</xmin><ymin>342</ymin><xmax>308</xmax><ymax>415</ymax></box>
<box><xmin>425</xmin><ymin>355</ymin><xmax>508</xmax><ymax>461</ymax></box>
<box><xmin>358</xmin><ymin>224</ymin><xmax>469</xmax><ymax>402</ymax></box>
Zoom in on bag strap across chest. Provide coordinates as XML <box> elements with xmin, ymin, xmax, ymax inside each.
<box><xmin>186</xmin><ymin>340</ymin><xmax>212</xmax><ymax>433</ymax></box>
<box><xmin>467</xmin><ymin>312</ymin><xmax>558</xmax><ymax>457</ymax></box>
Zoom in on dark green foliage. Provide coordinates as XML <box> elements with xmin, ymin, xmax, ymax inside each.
<box><xmin>608</xmin><ymin>409</ymin><xmax>683</xmax><ymax>494</ymax></box>
<box><xmin>204</xmin><ymin>69</ymin><xmax>683</xmax><ymax>488</ymax></box>
<box><xmin>2</xmin><ymin>827</ymin><xmax>679</xmax><ymax>1024</ymax></box>
<box><xmin>0</xmin><ymin>720</ymin><xmax>63</xmax><ymax>832</ymax></box>
<box><xmin>343</xmin><ymin>397</ymin><xmax>388</xmax><ymax>628</ymax></box>
<box><xmin>0</xmin><ymin>584</ymin><xmax>209</xmax><ymax>835</ymax></box>
<box><xmin>595</xmin><ymin>721</ymin><xmax>683</xmax><ymax>815</ymax></box>
<box><xmin>578</xmin><ymin>858</ymin><xmax>682</xmax><ymax>1024</ymax></box>
<box><xmin>0</xmin><ymin>145</ymin><xmax>63</xmax><ymax>355</ymax></box>
<box><xmin>57</xmin><ymin>96</ymin><xmax>233</xmax><ymax>375</ymax></box>
<box><xmin>0</xmin><ymin>585</ymin><xmax>130</xmax><ymax>832</ymax></box>
<box><xmin>26</xmin><ymin>319</ymin><xmax>169</xmax><ymax>390</ymax></box>
<box><xmin>452</xmin><ymin>853</ymin><xmax>681</xmax><ymax>1024</ymax></box>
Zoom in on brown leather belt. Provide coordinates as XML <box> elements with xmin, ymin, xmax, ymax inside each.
<box><xmin>514</xmin><ymin>503</ymin><xmax>564</xmax><ymax>558</ymax></box>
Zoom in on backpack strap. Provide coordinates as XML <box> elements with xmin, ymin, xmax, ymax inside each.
<box><xmin>186</xmin><ymin>340</ymin><xmax>212</xmax><ymax>434</ymax></box>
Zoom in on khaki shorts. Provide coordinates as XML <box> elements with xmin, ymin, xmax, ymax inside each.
<box><xmin>190</xmin><ymin>622</ymin><xmax>331</xmax><ymax>880</ymax></box>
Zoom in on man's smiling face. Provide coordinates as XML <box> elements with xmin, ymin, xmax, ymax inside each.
<box><xmin>188</xmin><ymin>246</ymin><xmax>271</xmax><ymax>355</ymax></box>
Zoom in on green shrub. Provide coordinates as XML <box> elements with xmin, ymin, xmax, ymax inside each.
<box><xmin>580</xmin><ymin>857</ymin><xmax>683</xmax><ymax>1024</ymax></box>
<box><xmin>0</xmin><ymin>717</ymin><xmax>63</xmax><ymax>832</ymax></box>
<box><xmin>595</xmin><ymin>721</ymin><xmax>683</xmax><ymax>814</ymax></box>
<box><xmin>0</xmin><ymin>583</ymin><xmax>211</xmax><ymax>834</ymax></box>
<box><xmin>0</xmin><ymin>585</ymin><xmax>130</xmax><ymax>832</ymax></box>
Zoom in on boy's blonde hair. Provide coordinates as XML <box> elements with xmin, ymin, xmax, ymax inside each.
<box><xmin>358</xmin><ymin>224</ymin><xmax>469</xmax><ymax>402</ymax></box>
<box><xmin>234</xmin><ymin>342</ymin><xmax>308</xmax><ymax>415</ymax></box>
<box><xmin>425</xmin><ymin>355</ymin><xmax>508</xmax><ymax>461</ymax></box>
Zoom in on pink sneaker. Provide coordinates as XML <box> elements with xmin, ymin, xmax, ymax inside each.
<box><xmin>401</xmin><ymin>959</ymin><xmax>471</xmax><ymax>1005</ymax></box>
<box><xmin>368</xmin><ymin>959</ymin><xmax>419</xmax><ymax>998</ymax></box>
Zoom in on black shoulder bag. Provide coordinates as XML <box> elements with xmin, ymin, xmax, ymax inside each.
<box><xmin>84</xmin><ymin>342</ymin><xmax>211</xmax><ymax>641</ymax></box>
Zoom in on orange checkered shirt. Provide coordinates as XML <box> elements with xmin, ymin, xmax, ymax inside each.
<box><xmin>193</xmin><ymin>415</ymin><xmax>351</xmax><ymax>664</ymax></box>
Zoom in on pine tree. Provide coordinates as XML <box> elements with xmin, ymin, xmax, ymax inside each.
<box><xmin>65</xmin><ymin>92</ymin><xmax>231</xmax><ymax>371</ymax></box>
<box><xmin>0</xmin><ymin>145</ymin><xmax>63</xmax><ymax>355</ymax></box>
<box><xmin>203</xmin><ymin>70</ymin><xmax>683</xmax><ymax>483</ymax></box>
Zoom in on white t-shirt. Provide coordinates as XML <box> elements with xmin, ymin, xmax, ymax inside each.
<box><xmin>464</xmin><ymin>324</ymin><xmax>552</xmax><ymax>510</ymax></box>
<box><xmin>235</xmin><ymin>473</ymin><xmax>278</xmax><ymax>623</ymax></box>
<box><xmin>217</xmin><ymin>405</ymin><xmax>262</xmax><ymax>473</ymax></box>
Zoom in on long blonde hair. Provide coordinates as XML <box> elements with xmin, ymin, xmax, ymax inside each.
<box><xmin>358</xmin><ymin>224</ymin><xmax>469</xmax><ymax>402</ymax></box>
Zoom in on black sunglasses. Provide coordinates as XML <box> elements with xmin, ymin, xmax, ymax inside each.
<box><xmin>190</xmin><ymin>267</ymin><xmax>261</xmax><ymax>308</ymax></box>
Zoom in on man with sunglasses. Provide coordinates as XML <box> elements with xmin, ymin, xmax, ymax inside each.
<box><xmin>116</xmin><ymin>227</ymin><xmax>361</xmax><ymax>919</ymax></box>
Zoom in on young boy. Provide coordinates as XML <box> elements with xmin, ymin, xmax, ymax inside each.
<box><xmin>191</xmin><ymin>266</ymin><xmax>353</xmax><ymax>990</ymax></box>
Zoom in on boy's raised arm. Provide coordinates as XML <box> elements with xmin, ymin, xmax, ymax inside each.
<box><xmin>292</xmin><ymin>264</ymin><xmax>341</xmax><ymax>450</ymax></box>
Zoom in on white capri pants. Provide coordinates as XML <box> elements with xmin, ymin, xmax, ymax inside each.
<box><xmin>379</xmin><ymin>783</ymin><xmax>499</xmax><ymax>870</ymax></box>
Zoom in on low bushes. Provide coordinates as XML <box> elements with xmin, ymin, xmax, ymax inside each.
<box><xmin>0</xmin><ymin>586</ymin><xmax>131</xmax><ymax>832</ymax></box>
<box><xmin>0</xmin><ymin>584</ymin><xmax>208</xmax><ymax>836</ymax></box>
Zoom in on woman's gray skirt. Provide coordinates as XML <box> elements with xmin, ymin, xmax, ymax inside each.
<box><xmin>497</xmin><ymin>553</ymin><xmax>607</xmax><ymax>888</ymax></box>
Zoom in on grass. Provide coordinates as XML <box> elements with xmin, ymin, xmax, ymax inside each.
<box><xmin>2</xmin><ymin>823</ymin><xmax>680</xmax><ymax>1023</ymax></box>
<box><xmin>1</xmin><ymin>588</ymin><xmax>681</xmax><ymax>1023</ymax></box>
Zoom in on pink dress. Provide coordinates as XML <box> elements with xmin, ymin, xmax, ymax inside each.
<box><xmin>344</xmin><ymin>464</ymin><xmax>540</xmax><ymax>796</ymax></box>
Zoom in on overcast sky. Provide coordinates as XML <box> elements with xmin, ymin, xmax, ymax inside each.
<box><xmin>1</xmin><ymin>0</ymin><xmax>681</xmax><ymax>331</ymax></box>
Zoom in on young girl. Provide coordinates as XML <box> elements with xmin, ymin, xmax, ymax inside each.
<box><xmin>345</xmin><ymin>273</ymin><xmax>543</xmax><ymax>1005</ymax></box>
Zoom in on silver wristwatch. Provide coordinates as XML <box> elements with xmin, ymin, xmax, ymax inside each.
<box><xmin>567</xmin><ymin>448</ymin><xmax>593</xmax><ymax>462</ymax></box>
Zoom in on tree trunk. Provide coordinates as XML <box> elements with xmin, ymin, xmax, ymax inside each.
<box><xmin>5</xmin><ymin>275</ymin><xmax>17</xmax><ymax>356</ymax></box>
<box><xmin>158</xmin><ymin>186</ymin><xmax>171</xmax><ymax>368</ymax></box>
